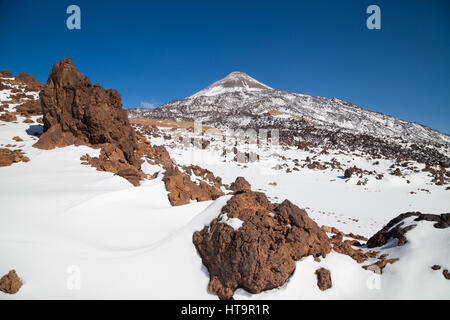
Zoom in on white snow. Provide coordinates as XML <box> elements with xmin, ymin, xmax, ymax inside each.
<box><xmin>218</xmin><ymin>214</ymin><xmax>244</xmax><ymax>231</ymax></box>
<box><xmin>1</xmin><ymin>82</ymin><xmax>449</xmax><ymax>300</ymax></box>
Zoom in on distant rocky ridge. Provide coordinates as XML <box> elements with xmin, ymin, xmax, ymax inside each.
<box><xmin>128</xmin><ymin>72</ymin><xmax>450</xmax><ymax>166</ymax></box>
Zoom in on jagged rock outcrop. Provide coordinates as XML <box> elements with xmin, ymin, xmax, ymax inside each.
<box><xmin>33</xmin><ymin>57</ymin><xmax>145</xmax><ymax>185</ymax></box>
<box><xmin>193</xmin><ymin>178</ymin><xmax>331</xmax><ymax>299</ymax></box>
<box><xmin>0</xmin><ymin>270</ymin><xmax>22</xmax><ymax>294</ymax></box>
<box><xmin>367</xmin><ymin>212</ymin><xmax>450</xmax><ymax>248</ymax></box>
<box><xmin>315</xmin><ymin>268</ymin><xmax>332</xmax><ymax>291</ymax></box>
<box><xmin>34</xmin><ymin>58</ymin><xmax>138</xmax><ymax>165</ymax></box>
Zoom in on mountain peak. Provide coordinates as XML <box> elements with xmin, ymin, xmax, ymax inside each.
<box><xmin>190</xmin><ymin>71</ymin><xmax>273</xmax><ymax>98</ymax></box>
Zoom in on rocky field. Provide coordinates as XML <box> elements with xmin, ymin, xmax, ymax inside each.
<box><xmin>0</xmin><ymin>59</ymin><xmax>449</xmax><ymax>299</ymax></box>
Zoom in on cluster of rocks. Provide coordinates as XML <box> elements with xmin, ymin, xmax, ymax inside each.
<box><xmin>133</xmin><ymin>103</ymin><xmax>450</xmax><ymax>170</ymax></box>
<box><xmin>32</xmin><ymin>58</ymin><xmax>225</xmax><ymax>206</ymax></box>
<box><xmin>322</xmin><ymin>225</ymin><xmax>381</xmax><ymax>265</ymax></box>
<box><xmin>430</xmin><ymin>265</ymin><xmax>450</xmax><ymax>280</ymax></box>
<box><xmin>0</xmin><ymin>148</ymin><xmax>30</xmax><ymax>167</ymax></box>
<box><xmin>0</xmin><ymin>69</ymin><xmax>43</xmax><ymax>123</ymax></box>
<box><xmin>422</xmin><ymin>162</ymin><xmax>450</xmax><ymax>186</ymax></box>
<box><xmin>162</xmin><ymin>166</ymin><xmax>224</xmax><ymax>206</ymax></box>
<box><xmin>193</xmin><ymin>197</ymin><xmax>450</xmax><ymax>299</ymax></box>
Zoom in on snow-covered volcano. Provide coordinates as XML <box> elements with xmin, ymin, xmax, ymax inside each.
<box><xmin>190</xmin><ymin>71</ymin><xmax>273</xmax><ymax>98</ymax></box>
<box><xmin>129</xmin><ymin>72</ymin><xmax>450</xmax><ymax>164</ymax></box>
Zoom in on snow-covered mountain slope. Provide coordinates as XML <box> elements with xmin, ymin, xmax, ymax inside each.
<box><xmin>1</xmin><ymin>69</ymin><xmax>449</xmax><ymax>300</ymax></box>
<box><xmin>129</xmin><ymin>72</ymin><xmax>450</xmax><ymax>164</ymax></box>
<box><xmin>1</xmin><ymin>112</ymin><xmax>449</xmax><ymax>299</ymax></box>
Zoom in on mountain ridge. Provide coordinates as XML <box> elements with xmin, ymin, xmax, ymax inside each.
<box><xmin>128</xmin><ymin>71</ymin><xmax>450</xmax><ymax>164</ymax></box>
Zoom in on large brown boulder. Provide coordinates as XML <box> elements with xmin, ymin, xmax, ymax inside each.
<box><xmin>193</xmin><ymin>187</ymin><xmax>331</xmax><ymax>300</ymax></box>
<box><xmin>0</xmin><ymin>270</ymin><xmax>22</xmax><ymax>294</ymax></box>
<box><xmin>34</xmin><ymin>57</ymin><xmax>139</xmax><ymax>168</ymax></box>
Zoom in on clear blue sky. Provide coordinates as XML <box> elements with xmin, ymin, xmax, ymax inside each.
<box><xmin>1</xmin><ymin>0</ymin><xmax>449</xmax><ymax>133</ymax></box>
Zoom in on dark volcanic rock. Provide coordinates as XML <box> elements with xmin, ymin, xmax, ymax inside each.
<box><xmin>193</xmin><ymin>189</ymin><xmax>331</xmax><ymax>300</ymax></box>
<box><xmin>443</xmin><ymin>269</ymin><xmax>450</xmax><ymax>280</ymax></box>
<box><xmin>431</xmin><ymin>265</ymin><xmax>441</xmax><ymax>270</ymax></box>
<box><xmin>315</xmin><ymin>268</ymin><xmax>332</xmax><ymax>291</ymax></box>
<box><xmin>343</xmin><ymin>167</ymin><xmax>354</xmax><ymax>178</ymax></box>
<box><xmin>367</xmin><ymin>212</ymin><xmax>450</xmax><ymax>248</ymax></box>
<box><xmin>0</xmin><ymin>270</ymin><xmax>22</xmax><ymax>294</ymax></box>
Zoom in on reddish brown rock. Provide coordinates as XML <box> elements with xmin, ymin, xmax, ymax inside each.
<box><xmin>0</xmin><ymin>111</ymin><xmax>17</xmax><ymax>122</ymax></box>
<box><xmin>333</xmin><ymin>239</ymin><xmax>377</xmax><ymax>263</ymax></box>
<box><xmin>14</xmin><ymin>72</ymin><xmax>43</xmax><ymax>92</ymax></box>
<box><xmin>0</xmin><ymin>70</ymin><xmax>12</xmax><ymax>78</ymax></box>
<box><xmin>0</xmin><ymin>270</ymin><xmax>22</xmax><ymax>294</ymax></box>
<box><xmin>162</xmin><ymin>166</ymin><xmax>224</xmax><ymax>206</ymax></box>
<box><xmin>32</xmin><ymin>58</ymin><xmax>147</xmax><ymax>185</ymax></box>
<box><xmin>193</xmin><ymin>189</ymin><xmax>331</xmax><ymax>300</ymax></box>
<box><xmin>315</xmin><ymin>268</ymin><xmax>332</xmax><ymax>291</ymax></box>
<box><xmin>0</xmin><ymin>149</ymin><xmax>29</xmax><ymax>167</ymax></box>
<box><xmin>363</xmin><ymin>258</ymin><xmax>399</xmax><ymax>274</ymax></box>
<box><xmin>183</xmin><ymin>165</ymin><xmax>223</xmax><ymax>188</ymax></box>
<box><xmin>12</xmin><ymin>136</ymin><xmax>23</xmax><ymax>142</ymax></box>
<box><xmin>16</xmin><ymin>100</ymin><xmax>42</xmax><ymax>116</ymax></box>
<box><xmin>116</xmin><ymin>168</ymin><xmax>142</xmax><ymax>187</ymax></box>
<box><xmin>15</xmin><ymin>72</ymin><xmax>35</xmax><ymax>83</ymax></box>
<box><xmin>34</xmin><ymin>58</ymin><xmax>138</xmax><ymax>166</ymax></box>
<box><xmin>229</xmin><ymin>176</ymin><xmax>251</xmax><ymax>193</ymax></box>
